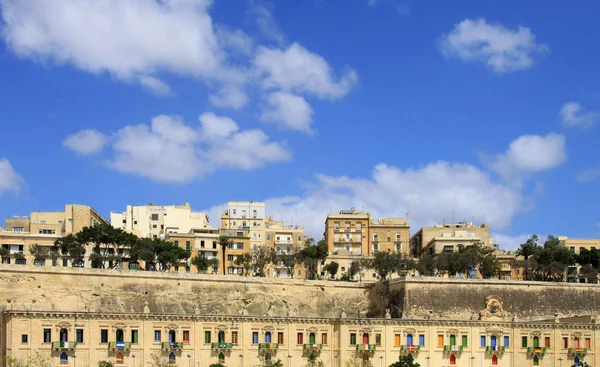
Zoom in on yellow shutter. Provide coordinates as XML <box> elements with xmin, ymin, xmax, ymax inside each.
<box><xmin>394</xmin><ymin>335</ymin><xmax>401</xmax><ymax>346</ymax></box>
<box><xmin>438</xmin><ymin>335</ymin><xmax>444</xmax><ymax>347</ymax></box>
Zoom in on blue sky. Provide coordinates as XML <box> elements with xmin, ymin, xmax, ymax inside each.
<box><xmin>1</xmin><ymin>0</ymin><xmax>599</xmax><ymax>249</ymax></box>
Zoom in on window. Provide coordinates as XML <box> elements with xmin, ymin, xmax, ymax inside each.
<box><xmin>544</xmin><ymin>337</ymin><xmax>551</xmax><ymax>348</ymax></box>
<box><xmin>218</xmin><ymin>352</ymin><xmax>225</xmax><ymax>364</ymax></box>
<box><xmin>154</xmin><ymin>330</ymin><xmax>161</xmax><ymax>343</ymax></box>
<box><xmin>21</xmin><ymin>334</ymin><xmax>28</xmax><ymax>343</ymax></box>
<box><xmin>573</xmin><ymin>337</ymin><xmax>580</xmax><ymax>349</ymax></box>
<box><xmin>461</xmin><ymin>335</ymin><xmax>467</xmax><ymax>347</ymax></box>
<box><xmin>563</xmin><ymin>337</ymin><xmax>568</xmax><ymax>349</ymax></box>
<box><xmin>116</xmin><ymin>329</ymin><xmax>124</xmax><ymax>342</ymax></box>
<box><xmin>444</xmin><ymin>245</ymin><xmax>454</xmax><ymax>252</ymax></box>
<box><xmin>213</xmin><ymin>241</ymin><xmax>218</xmax><ymax>249</ymax></box>
<box><xmin>60</xmin><ymin>352</ymin><xmax>68</xmax><ymax>364</ymax></box>
<box><xmin>297</xmin><ymin>332</ymin><xmax>304</xmax><ymax>345</ymax></box>
<box><xmin>151</xmin><ymin>214</ymin><xmax>159</xmax><ymax>220</ymax></box>
<box><xmin>43</xmin><ymin>329</ymin><xmax>51</xmax><ymax>343</ymax></box>
<box><xmin>204</xmin><ymin>331</ymin><xmax>211</xmax><ymax>344</ymax></box>
<box><xmin>419</xmin><ymin>335</ymin><xmax>425</xmax><ymax>347</ymax></box>
<box><xmin>252</xmin><ymin>332</ymin><xmax>259</xmax><ymax>344</ymax></box>
<box><xmin>373</xmin><ymin>233</ymin><xmax>378</xmax><ymax>240</ymax></box>
<box><xmin>1</xmin><ymin>258</ymin><xmax>9</xmax><ymax>264</ymax></box>
<box><xmin>334</xmin><ymin>221</ymin><xmax>340</xmax><ymax>229</ymax></box>
<box><xmin>183</xmin><ymin>330</ymin><xmax>190</xmax><ymax>344</ymax></box>
<box><xmin>12</xmin><ymin>226</ymin><xmax>24</xmax><ymax>232</ymax></box>
<box><xmin>116</xmin><ymin>352</ymin><xmax>124</xmax><ymax>364</ymax></box>
<box><xmin>406</xmin><ymin>334</ymin><xmax>413</xmax><ymax>345</ymax></box>
<box><xmin>533</xmin><ymin>356</ymin><xmax>539</xmax><ymax>366</ymax></box>
<box><xmin>232</xmin><ymin>209</ymin><xmax>237</xmax><ymax>215</ymax></box>
<box><xmin>449</xmin><ymin>334</ymin><xmax>456</xmax><ymax>346</ymax></box>
<box><xmin>16</xmin><ymin>258</ymin><xmax>26</xmax><ymax>265</ymax></box>
<box><xmin>363</xmin><ymin>333</ymin><xmax>369</xmax><ymax>344</ymax></box>
<box><xmin>76</xmin><ymin>329</ymin><xmax>83</xmax><ymax>343</ymax></box>
<box><xmin>322</xmin><ymin>333</ymin><xmax>328</xmax><ymax>345</ymax></box>
<box><xmin>491</xmin><ymin>355</ymin><xmax>498</xmax><ymax>366</ymax></box>
<box><xmin>376</xmin><ymin>334</ymin><xmax>382</xmax><ymax>345</ymax></box>
<box><xmin>437</xmin><ymin>335</ymin><xmax>444</xmax><ymax>347</ymax></box>
<box><xmin>298</xmin><ymin>235</ymin><xmax>302</xmax><ymax>242</ymax></box>
<box><xmin>232</xmin><ymin>331</ymin><xmax>239</xmax><ymax>344</ymax></box>
<box><xmin>521</xmin><ymin>336</ymin><xmax>528</xmax><ymax>348</ymax></box>
<box><xmin>585</xmin><ymin>337</ymin><xmax>591</xmax><ymax>349</ymax></box>
<box><xmin>350</xmin><ymin>333</ymin><xmax>356</xmax><ymax>345</ymax></box>
<box><xmin>131</xmin><ymin>330</ymin><xmax>139</xmax><ymax>344</ymax></box>
<box><xmin>186</xmin><ymin>241</ymin><xmax>191</xmax><ymax>250</ymax></box>
<box><xmin>490</xmin><ymin>335</ymin><xmax>497</xmax><ymax>347</ymax></box>
<box><xmin>394</xmin><ymin>334</ymin><xmax>401</xmax><ymax>347</ymax></box>
<box><xmin>345</xmin><ymin>221</ymin><xmax>351</xmax><ymax>230</ymax></box>
<box><xmin>480</xmin><ymin>336</ymin><xmax>486</xmax><ymax>347</ymax></box>
<box><xmin>39</xmin><ymin>229</ymin><xmax>56</xmax><ymax>234</ymax></box>
<box><xmin>101</xmin><ymin>329</ymin><xmax>108</xmax><ymax>344</ymax></box>
<box><xmin>152</xmin><ymin>224</ymin><xmax>157</xmax><ymax>228</ymax></box>
<box><xmin>169</xmin><ymin>352</ymin><xmax>176</xmax><ymax>362</ymax></box>
<box><xmin>357</xmin><ymin>222</ymin><xmax>362</xmax><ymax>230</ymax></box>
<box><xmin>533</xmin><ymin>336</ymin><xmax>539</xmax><ymax>348</ymax></box>
<box><xmin>309</xmin><ymin>333</ymin><xmax>316</xmax><ymax>344</ymax></box>
<box><xmin>503</xmin><ymin>336</ymin><xmax>509</xmax><ymax>348</ymax></box>
<box><xmin>253</xmin><ymin>210</ymin><xmax>257</xmax><ymax>218</ymax></box>
<box><xmin>264</xmin><ymin>331</ymin><xmax>271</xmax><ymax>343</ymax></box>
<box><xmin>449</xmin><ymin>354</ymin><xmax>456</xmax><ymax>365</ymax></box>
<box><xmin>228</xmin><ymin>255</ymin><xmax>234</xmax><ymax>261</ymax></box>
<box><xmin>277</xmin><ymin>332</ymin><xmax>283</xmax><ymax>345</ymax></box>
<box><xmin>133</xmin><ymin>220</ymin><xmax>137</xmax><ymax>225</ymax></box>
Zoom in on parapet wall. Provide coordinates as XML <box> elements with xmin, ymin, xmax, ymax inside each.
<box><xmin>390</xmin><ymin>277</ymin><xmax>600</xmax><ymax>321</ymax></box>
<box><xmin>0</xmin><ymin>265</ymin><xmax>368</xmax><ymax>318</ymax></box>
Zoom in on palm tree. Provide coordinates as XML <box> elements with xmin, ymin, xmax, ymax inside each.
<box><xmin>217</xmin><ymin>235</ymin><xmax>232</xmax><ymax>276</ymax></box>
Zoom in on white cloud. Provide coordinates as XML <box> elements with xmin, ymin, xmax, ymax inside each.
<box><xmin>488</xmin><ymin>133</ymin><xmax>566</xmax><ymax>178</ymax></box>
<box><xmin>439</xmin><ymin>18</ymin><xmax>547</xmax><ymax>73</ymax></box>
<box><xmin>254</xmin><ymin>43</ymin><xmax>358</xmax><ymax>100</ymax></box>
<box><xmin>491</xmin><ymin>232</ymin><xmax>530</xmax><ymax>251</ymax></box>
<box><xmin>215</xmin><ymin>26</ymin><xmax>254</xmax><ymax>56</ymax></box>
<box><xmin>0</xmin><ymin>158</ymin><xmax>22</xmax><ymax>196</ymax></box>
<box><xmin>559</xmin><ymin>102</ymin><xmax>599</xmax><ymax>128</ymax></box>
<box><xmin>62</xmin><ymin>129</ymin><xmax>108</xmax><ymax>155</ymax></box>
<box><xmin>576</xmin><ymin>168</ymin><xmax>600</xmax><ymax>183</ymax></box>
<box><xmin>247</xmin><ymin>0</ymin><xmax>287</xmax><ymax>46</ymax></box>
<box><xmin>209</xmin><ymin>84</ymin><xmax>249</xmax><ymax>109</ymax></box>
<box><xmin>260</xmin><ymin>91</ymin><xmax>313</xmax><ymax>133</ymax></box>
<box><xmin>67</xmin><ymin>113</ymin><xmax>289</xmax><ymax>183</ymax></box>
<box><xmin>138</xmin><ymin>76</ymin><xmax>172</xmax><ymax>96</ymax></box>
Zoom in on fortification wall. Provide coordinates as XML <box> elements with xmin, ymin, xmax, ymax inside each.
<box><xmin>0</xmin><ymin>265</ymin><xmax>368</xmax><ymax>318</ymax></box>
<box><xmin>390</xmin><ymin>277</ymin><xmax>600</xmax><ymax>320</ymax></box>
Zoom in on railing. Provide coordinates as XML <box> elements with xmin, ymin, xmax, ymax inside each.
<box><xmin>486</xmin><ymin>346</ymin><xmax>505</xmax><ymax>353</ymax></box>
<box><xmin>109</xmin><ymin>342</ymin><xmax>132</xmax><ymax>350</ymax></box>
<box><xmin>303</xmin><ymin>344</ymin><xmax>323</xmax><ymax>351</ymax></box>
<box><xmin>52</xmin><ymin>341</ymin><xmax>77</xmax><ymax>350</ymax></box>
<box><xmin>162</xmin><ymin>342</ymin><xmax>183</xmax><ymax>350</ymax></box>
<box><xmin>212</xmin><ymin>342</ymin><xmax>234</xmax><ymax>350</ymax></box>
<box><xmin>527</xmin><ymin>347</ymin><xmax>546</xmax><ymax>355</ymax></box>
<box><xmin>568</xmin><ymin>348</ymin><xmax>587</xmax><ymax>356</ymax></box>
<box><xmin>355</xmin><ymin>344</ymin><xmax>377</xmax><ymax>351</ymax></box>
<box><xmin>258</xmin><ymin>343</ymin><xmax>279</xmax><ymax>350</ymax></box>
<box><xmin>443</xmin><ymin>345</ymin><xmax>464</xmax><ymax>352</ymax></box>
<box><xmin>401</xmin><ymin>345</ymin><xmax>420</xmax><ymax>352</ymax></box>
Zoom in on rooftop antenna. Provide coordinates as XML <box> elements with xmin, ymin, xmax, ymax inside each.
<box><xmin>452</xmin><ymin>210</ymin><xmax>455</xmax><ymax>224</ymax></box>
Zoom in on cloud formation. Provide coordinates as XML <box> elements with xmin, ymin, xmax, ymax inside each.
<box><xmin>62</xmin><ymin>130</ymin><xmax>109</xmax><ymax>155</ymax></box>
<box><xmin>439</xmin><ymin>18</ymin><xmax>547</xmax><ymax>73</ymax></box>
<box><xmin>260</xmin><ymin>92</ymin><xmax>314</xmax><ymax>133</ymax></box>
<box><xmin>0</xmin><ymin>158</ymin><xmax>22</xmax><ymax>196</ymax></box>
<box><xmin>560</xmin><ymin>102</ymin><xmax>599</xmax><ymax>128</ymax></box>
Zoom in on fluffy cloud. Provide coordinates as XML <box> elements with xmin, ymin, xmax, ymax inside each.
<box><xmin>0</xmin><ymin>158</ymin><xmax>22</xmax><ymax>196</ymax></box>
<box><xmin>260</xmin><ymin>92</ymin><xmax>313</xmax><ymax>133</ymax></box>
<box><xmin>576</xmin><ymin>168</ymin><xmax>600</xmax><ymax>183</ymax></box>
<box><xmin>62</xmin><ymin>129</ymin><xmax>108</xmax><ymax>155</ymax></box>
<box><xmin>209</xmin><ymin>85</ymin><xmax>249</xmax><ymax>109</ymax></box>
<box><xmin>138</xmin><ymin>76</ymin><xmax>172</xmax><ymax>96</ymax></box>
<box><xmin>439</xmin><ymin>18</ymin><xmax>548</xmax><ymax>73</ymax></box>
<box><xmin>247</xmin><ymin>0</ymin><xmax>287</xmax><ymax>46</ymax></box>
<box><xmin>254</xmin><ymin>43</ymin><xmax>358</xmax><ymax>100</ymax></box>
<box><xmin>488</xmin><ymin>133</ymin><xmax>566</xmax><ymax>178</ymax></box>
<box><xmin>560</xmin><ymin>102</ymin><xmax>599</xmax><ymax>128</ymax></box>
<box><xmin>67</xmin><ymin>113</ymin><xmax>289</xmax><ymax>183</ymax></box>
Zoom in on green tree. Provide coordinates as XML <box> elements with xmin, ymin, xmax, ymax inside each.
<box><xmin>98</xmin><ymin>362</ymin><xmax>114</xmax><ymax>367</ymax></box>
<box><xmin>53</xmin><ymin>234</ymin><xmax>86</xmax><ymax>266</ymax></box>
<box><xmin>516</xmin><ymin>235</ymin><xmax>541</xmax><ymax>280</ymax></box>
<box><xmin>6</xmin><ymin>352</ymin><xmax>53</xmax><ymax>367</ymax></box>
<box><xmin>77</xmin><ymin>224</ymin><xmax>137</xmax><ymax>269</ymax></box>
<box><xmin>323</xmin><ymin>261</ymin><xmax>339</xmax><ymax>279</ymax></box>
<box><xmin>217</xmin><ymin>235</ymin><xmax>232</xmax><ymax>276</ymax></box>
<box><xmin>532</xmin><ymin>235</ymin><xmax>574</xmax><ymax>281</ymax></box>
<box><xmin>208</xmin><ymin>258</ymin><xmax>220</xmax><ymax>274</ymax></box>
<box><xmin>298</xmin><ymin>238</ymin><xmax>328</xmax><ymax>280</ymax></box>
<box><xmin>129</xmin><ymin>238</ymin><xmax>158</xmax><ymax>270</ymax></box>
<box><xmin>348</xmin><ymin>259</ymin><xmax>369</xmax><ymax>281</ymax></box>
<box><xmin>155</xmin><ymin>239</ymin><xmax>190</xmax><ymax>271</ymax></box>
<box><xmin>471</xmin><ymin>242</ymin><xmax>500</xmax><ymax>278</ymax></box>
<box><xmin>389</xmin><ymin>356</ymin><xmax>421</xmax><ymax>367</ymax></box>
<box><xmin>416</xmin><ymin>252</ymin><xmax>436</xmax><ymax>276</ymax></box>
<box><xmin>234</xmin><ymin>253</ymin><xmax>253</xmax><ymax>276</ymax></box>
<box><xmin>28</xmin><ymin>244</ymin><xmax>50</xmax><ymax>263</ymax></box>
<box><xmin>0</xmin><ymin>246</ymin><xmax>8</xmax><ymax>258</ymax></box>
<box><xmin>276</xmin><ymin>245</ymin><xmax>302</xmax><ymax>278</ymax></box>
<box><xmin>191</xmin><ymin>253</ymin><xmax>210</xmax><ymax>273</ymax></box>
<box><xmin>369</xmin><ymin>251</ymin><xmax>397</xmax><ymax>280</ymax></box>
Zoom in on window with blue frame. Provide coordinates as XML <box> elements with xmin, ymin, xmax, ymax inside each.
<box><xmin>407</xmin><ymin>334</ymin><xmax>413</xmax><ymax>345</ymax></box>
<box><xmin>491</xmin><ymin>335</ymin><xmax>497</xmax><ymax>347</ymax></box>
<box><xmin>154</xmin><ymin>330</ymin><xmax>161</xmax><ymax>343</ymax></box>
<box><xmin>419</xmin><ymin>334</ymin><xmax>425</xmax><ymax>347</ymax></box>
<box><xmin>504</xmin><ymin>336</ymin><xmax>510</xmax><ymax>348</ymax></box>
<box><xmin>252</xmin><ymin>332</ymin><xmax>259</xmax><ymax>344</ymax></box>
<box><xmin>60</xmin><ymin>352</ymin><xmax>68</xmax><ymax>363</ymax></box>
<box><xmin>265</xmin><ymin>331</ymin><xmax>271</xmax><ymax>343</ymax></box>
<box><xmin>480</xmin><ymin>336</ymin><xmax>486</xmax><ymax>347</ymax></box>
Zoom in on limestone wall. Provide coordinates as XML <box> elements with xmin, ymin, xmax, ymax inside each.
<box><xmin>0</xmin><ymin>265</ymin><xmax>368</xmax><ymax>318</ymax></box>
<box><xmin>390</xmin><ymin>277</ymin><xmax>600</xmax><ymax>320</ymax></box>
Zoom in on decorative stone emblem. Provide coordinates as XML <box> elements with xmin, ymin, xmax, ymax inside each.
<box><xmin>479</xmin><ymin>295</ymin><xmax>507</xmax><ymax>320</ymax></box>
<box><xmin>385</xmin><ymin>309</ymin><xmax>391</xmax><ymax>319</ymax></box>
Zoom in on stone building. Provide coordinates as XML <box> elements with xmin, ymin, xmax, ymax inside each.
<box><xmin>410</xmin><ymin>222</ymin><xmax>494</xmax><ymax>257</ymax></box>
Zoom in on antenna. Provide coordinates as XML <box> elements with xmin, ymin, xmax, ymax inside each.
<box><xmin>452</xmin><ymin>210</ymin><xmax>455</xmax><ymax>224</ymax></box>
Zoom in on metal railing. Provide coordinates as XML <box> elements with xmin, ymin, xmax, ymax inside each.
<box><xmin>355</xmin><ymin>344</ymin><xmax>377</xmax><ymax>351</ymax></box>
<box><xmin>212</xmin><ymin>342</ymin><xmax>234</xmax><ymax>349</ymax></box>
<box><xmin>443</xmin><ymin>345</ymin><xmax>464</xmax><ymax>352</ymax></box>
<box><xmin>258</xmin><ymin>343</ymin><xmax>279</xmax><ymax>350</ymax></box>
<box><xmin>52</xmin><ymin>341</ymin><xmax>77</xmax><ymax>349</ymax></box>
<box><xmin>162</xmin><ymin>342</ymin><xmax>183</xmax><ymax>350</ymax></box>
<box><xmin>108</xmin><ymin>342</ymin><xmax>132</xmax><ymax>350</ymax></box>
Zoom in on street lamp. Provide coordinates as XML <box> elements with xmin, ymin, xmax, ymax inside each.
<box><xmin>379</xmin><ymin>355</ymin><xmax>383</xmax><ymax>367</ymax></box>
<box><xmin>470</xmin><ymin>355</ymin><xmax>475</xmax><ymax>367</ymax></box>
<box><xmin>131</xmin><ymin>354</ymin><xmax>135</xmax><ymax>367</ymax></box>
<box><xmin>288</xmin><ymin>354</ymin><xmax>292</xmax><ymax>367</ymax></box>
<box><xmin>187</xmin><ymin>354</ymin><xmax>191</xmax><ymax>367</ymax></box>
<box><xmin>558</xmin><ymin>357</ymin><xmax>563</xmax><ymax>367</ymax></box>
<box><xmin>425</xmin><ymin>355</ymin><xmax>430</xmax><ymax>367</ymax></box>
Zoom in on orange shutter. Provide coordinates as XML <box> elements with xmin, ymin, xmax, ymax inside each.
<box><xmin>438</xmin><ymin>335</ymin><xmax>444</xmax><ymax>347</ymax></box>
<box><xmin>394</xmin><ymin>335</ymin><xmax>401</xmax><ymax>346</ymax></box>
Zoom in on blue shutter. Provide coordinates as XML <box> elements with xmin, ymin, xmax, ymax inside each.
<box><xmin>407</xmin><ymin>334</ymin><xmax>413</xmax><ymax>345</ymax></box>
<box><xmin>504</xmin><ymin>336</ymin><xmax>509</xmax><ymax>348</ymax></box>
<box><xmin>419</xmin><ymin>335</ymin><xmax>425</xmax><ymax>347</ymax></box>
<box><xmin>480</xmin><ymin>336</ymin><xmax>486</xmax><ymax>347</ymax></box>
<box><xmin>491</xmin><ymin>335</ymin><xmax>497</xmax><ymax>347</ymax></box>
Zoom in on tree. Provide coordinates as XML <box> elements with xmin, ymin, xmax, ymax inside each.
<box><xmin>532</xmin><ymin>235</ymin><xmax>574</xmax><ymax>281</ymax></box>
<box><xmin>416</xmin><ymin>252</ymin><xmax>436</xmax><ymax>276</ymax></box>
<box><xmin>389</xmin><ymin>356</ymin><xmax>421</xmax><ymax>367</ymax></box>
<box><xmin>148</xmin><ymin>353</ymin><xmax>170</xmax><ymax>367</ymax></box>
<box><xmin>76</xmin><ymin>224</ymin><xmax>137</xmax><ymax>269</ymax></box>
<box><xmin>98</xmin><ymin>362</ymin><xmax>114</xmax><ymax>367</ymax></box>
<box><xmin>470</xmin><ymin>242</ymin><xmax>499</xmax><ymax>279</ymax></box>
<box><xmin>276</xmin><ymin>245</ymin><xmax>302</xmax><ymax>278</ymax></box>
<box><xmin>217</xmin><ymin>235</ymin><xmax>232</xmax><ymax>276</ymax></box>
<box><xmin>323</xmin><ymin>261</ymin><xmax>339</xmax><ymax>279</ymax></box>
<box><xmin>516</xmin><ymin>235</ymin><xmax>541</xmax><ymax>280</ymax></box>
<box><xmin>6</xmin><ymin>352</ymin><xmax>53</xmax><ymax>367</ymax></box>
<box><xmin>154</xmin><ymin>239</ymin><xmax>190</xmax><ymax>271</ymax></box>
<box><xmin>348</xmin><ymin>259</ymin><xmax>369</xmax><ymax>282</ymax></box>
<box><xmin>369</xmin><ymin>251</ymin><xmax>398</xmax><ymax>280</ymax></box>
<box><xmin>29</xmin><ymin>244</ymin><xmax>50</xmax><ymax>263</ymax></box>
<box><xmin>54</xmin><ymin>234</ymin><xmax>86</xmax><ymax>266</ymax></box>
<box><xmin>209</xmin><ymin>258</ymin><xmax>220</xmax><ymax>274</ymax></box>
<box><xmin>298</xmin><ymin>238</ymin><xmax>328</xmax><ymax>280</ymax></box>
<box><xmin>235</xmin><ymin>246</ymin><xmax>276</xmax><ymax>277</ymax></box>
<box><xmin>129</xmin><ymin>238</ymin><xmax>158</xmax><ymax>270</ymax></box>
<box><xmin>0</xmin><ymin>246</ymin><xmax>8</xmax><ymax>258</ymax></box>
<box><xmin>191</xmin><ymin>253</ymin><xmax>210</xmax><ymax>273</ymax></box>
<box><xmin>234</xmin><ymin>253</ymin><xmax>253</xmax><ymax>276</ymax></box>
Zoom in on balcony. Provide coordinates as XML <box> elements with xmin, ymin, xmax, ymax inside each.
<box><xmin>303</xmin><ymin>344</ymin><xmax>323</xmax><ymax>351</ymax></box>
<box><xmin>109</xmin><ymin>342</ymin><xmax>131</xmax><ymax>350</ymax></box>
<box><xmin>443</xmin><ymin>345</ymin><xmax>463</xmax><ymax>352</ymax></box>
<box><xmin>52</xmin><ymin>341</ymin><xmax>77</xmax><ymax>350</ymax></box>
<box><xmin>162</xmin><ymin>342</ymin><xmax>183</xmax><ymax>350</ymax></box>
<box><xmin>212</xmin><ymin>342</ymin><xmax>234</xmax><ymax>350</ymax></box>
<box><xmin>486</xmin><ymin>346</ymin><xmax>505</xmax><ymax>353</ymax></box>
<box><xmin>355</xmin><ymin>344</ymin><xmax>377</xmax><ymax>351</ymax></box>
<box><xmin>258</xmin><ymin>343</ymin><xmax>279</xmax><ymax>350</ymax></box>
<box><xmin>527</xmin><ymin>347</ymin><xmax>546</xmax><ymax>356</ymax></box>
<box><xmin>568</xmin><ymin>348</ymin><xmax>587</xmax><ymax>356</ymax></box>
<box><xmin>401</xmin><ymin>345</ymin><xmax>420</xmax><ymax>352</ymax></box>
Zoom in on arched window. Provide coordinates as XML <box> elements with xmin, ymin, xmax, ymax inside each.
<box><xmin>265</xmin><ymin>353</ymin><xmax>272</xmax><ymax>362</ymax></box>
<box><xmin>573</xmin><ymin>337</ymin><xmax>580</xmax><ymax>348</ymax></box>
<box><xmin>491</xmin><ymin>355</ymin><xmax>498</xmax><ymax>365</ymax></box>
<box><xmin>407</xmin><ymin>334</ymin><xmax>413</xmax><ymax>345</ymax></box>
<box><xmin>60</xmin><ymin>328</ymin><xmax>68</xmax><ymax>342</ymax></box>
<box><xmin>265</xmin><ymin>331</ymin><xmax>271</xmax><ymax>343</ymax></box>
<box><xmin>450</xmin><ymin>334</ymin><xmax>456</xmax><ymax>346</ymax></box>
<box><xmin>362</xmin><ymin>333</ymin><xmax>369</xmax><ymax>344</ymax></box>
<box><xmin>116</xmin><ymin>329</ymin><xmax>124</xmax><ymax>343</ymax></box>
<box><xmin>168</xmin><ymin>330</ymin><xmax>176</xmax><ymax>343</ymax></box>
<box><xmin>574</xmin><ymin>356</ymin><xmax>580</xmax><ymax>366</ymax></box>
<box><xmin>407</xmin><ymin>354</ymin><xmax>413</xmax><ymax>360</ymax></box>
<box><xmin>218</xmin><ymin>352</ymin><xmax>225</xmax><ymax>364</ymax></box>
<box><xmin>490</xmin><ymin>335</ymin><xmax>497</xmax><ymax>347</ymax></box>
<box><xmin>309</xmin><ymin>333</ymin><xmax>316</xmax><ymax>344</ymax></box>
<box><xmin>169</xmin><ymin>352</ymin><xmax>176</xmax><ymax>362</ymax></box>
<box><xmin>60</xmin><ymin>352</ymin><xmax>68</xmax><ymax>364</ymax></box>
<box><xmin>218</xmin><ymin>330</ymin><xmax>225</xmax><ymax>343</ymax></box>
<box><xmin>449</xmin><ymin>354</ymin><xmax>456</xmax><ymax>365</ymax></box>
<box><xmin>116</xmin><ymin>352</ymin><xmax>124</xmax><ymax>364</ymax></box>
<box><xmin>533</xmin><ymin>336</ymin><xmax>539</xmax><ymax>348</ymax></box>
<box><xmin>533</xmin><ymin>356</ymin><xmax>539</xmax><ymax>366</ymax></box>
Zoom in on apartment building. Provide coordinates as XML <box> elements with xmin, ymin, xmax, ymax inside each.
<box><xmin>0</xmin><ymin>204</ymin><xmax>107</xmax><ymax>267</ymax></box>
<box><xmin>110</xmin><ymin>203</ymin><xmax>209</xmax><ymax>239</ymax></box>
<box><xmin>559</xmin><ymin>236</ymin><xmax>600</xmax><ymax>283</ymax></box>
<box><xmin>410</xmin><ymin>222</ymin><xmax>494</xmax><ymax>257</ymax></box>
<box><xmin>220</xmin><ymin>201</ymin><xmax>266</xmax><ymax>249</ymax></box>
<box><xmin>167</xmin><ymin>228</ymin><xmax>220</xmax><ymax>274</ymax></box>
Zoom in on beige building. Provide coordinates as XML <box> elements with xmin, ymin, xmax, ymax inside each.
<box><xmin>559</xmin><ymin>236</ymin><xmax>600</xmax><ymax>283</ymax></box>
<box><xmin>0</xmin><ymin>204</ymin><xmax>107</xmax><ymax>268</ymax></box>
<box><xmin>110</xmin><ymin>203</ymin><xmax>209</xmax><ymax>239</ymax></box>
<box><xmin>410</xmin><ymin>222</ymin><xmax>494</xmax><ymax>257</ymax></box>
<box><xmin>166</xmin><ymin>228</ymin><xmax>220</xmax><ymax>274</ymax></box>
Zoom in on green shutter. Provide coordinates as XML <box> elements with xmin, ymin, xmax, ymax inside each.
<box><xmin>205</xmin><ymin>331</ymin><xmax>211</xmax><ymax>344</ymax></box>
<box><xmin>132</xmin><ymin>330</ymin><xmax>138</xmax><ymax>344</ymax></box>
<box><xmin>533</xmin><ymin>337</ymin><xmax>539</xmax><ymax>348</ymax></box>
<box><xmin>462</xmin><ymin>335</ymin><xmax>468</xmax><ymax>347</ymax></box>
<box><xmin>450</xmin><ymin>334</ymin><xmax>456</xmax><ymax>346</ymax></box>
<box><xmin>522</xmin><ymin>336</ymin><xmax>528</xmax><ymax>348</ymax></box>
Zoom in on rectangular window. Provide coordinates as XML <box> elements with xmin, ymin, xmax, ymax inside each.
<box><xmin>419</xmin><ymin>334</ymin><xmax>425</xmax><ymax>347</ymax></box>
<box><xmin>151</xmin><ymin>214</ymin><xmax>159</xmax><ymax>220</ymax></box>
<box><xmin>21</xmin><ymin>334</ymin><xmax>28</xmax><ymax>343</ymax></box>
<box><xmin>350</xmin><ymin>333</ymin><xmax>356</xmax><ymax>345</ymax></box>
<box><xmin>174</xmin><ymin>240</ymin><xmax>179</xmax><ymax>246</ymax></box>
<box><xmin>438</xmin><ymin>335</ymin><xmax>444</xmax><ymax>347</ymax></box>
<box><xmin>394</xmin><ymin>334</ymin><xmax>401</xmax><ymax>346</ymax></box>
<box><xmin>480</xmin><ymin>336</ymin><xmax>486</xmax><ymax>347</ymax></box>
<box><xmin>204</xmin><ymin>331</ymin><xmax>211</xmax><ymax>344</ymax></box>
<box><xmin>76</xmin><ymin>329</ymin><xmax>84</xmax><ymax>343</ymax></box>
<box><xmin>522</xmin><ymin>336</ymin><xmax>528</xmax><ymax>348</ymax></box>
<box><xmin>182</xmin><ymin>330</ymin><xmax>190</xmax><ymax>344</ymax></box>
<box><xmin>277</xmin><ymin>332</ymin><xmax>283</xmax><ymax>345</ymax></box>
<box><xmin>101</xmin><ymin>329</ymin><xmax>108</xmax><ymax>344</ymax></box>
<box><xmin>186</xmin><ymin>241</ymin><xmax>191</xmax><ymax>250</ymax></box>
<box><xmin>376</xmin><ymin>333</ymin><xmax>382</xmax><ymax>346</ymax></box>
<box><xmin>544</xmin><ymin>337</ymin><xmax>550</xmax><ymax>348</ymax></box>
<box><xmin>200</xmin><ymin>240</ymin><xmax>205</xmax><ymax>248</ymax></box>
<box><xmin>322</xmin><ymin>333</ymin><xmax>328</xmax><ymax>345</ymax></box>
<box><xmin>152</xmin><ymin>224</ymin><xmax>157</xmax><ymax>228</ymax></box>
<box><xmin>462</xmin><ymin>335</ymin><xmax>468</xmax><ymax>347</ymax></box>
<box><xmin>297</xmin><ymin>332</ymin><xmax>304</xmax><ymax>345</ymax></box>
<box><xmin>563</xmin><ymin>337</ymin><xmax>568</xmax><ymax>349</ymax></box>
<box><xmin>131</xmin><ymin>330</ymin><xmax>139</xmax><ymax>344</ymax></box>
<box><xmin>232</xmin><ymin>331</ymin><xmax>239</xmax><ymax>344</ymax></box>
<box><xmin>252</xmin><ymin>332</ymin><xmax>259</xmax><ymax>344</ymax></box>
<box><xmin>585</xmin><ymin>337</ymin><xmax>591</xmax><ymax>349</ymax></box>
<box><xmin>154</xmin><ymin>330</ymin><xmax>161</xmax><ymax>343</ymax></box>
<box><xmin>504</xmin><ymin>336</ymin><xmax>509</xmax><ymax>348</ymax></box>
<box><xmin>228</xmin><ymin>255</ymin><xmax>234</xmax><ymax>261</ymax></box>
<box><xmin>43</xmin><ymin>329</ymin><xmax>51</xmax><ymax>343</ymax></box>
